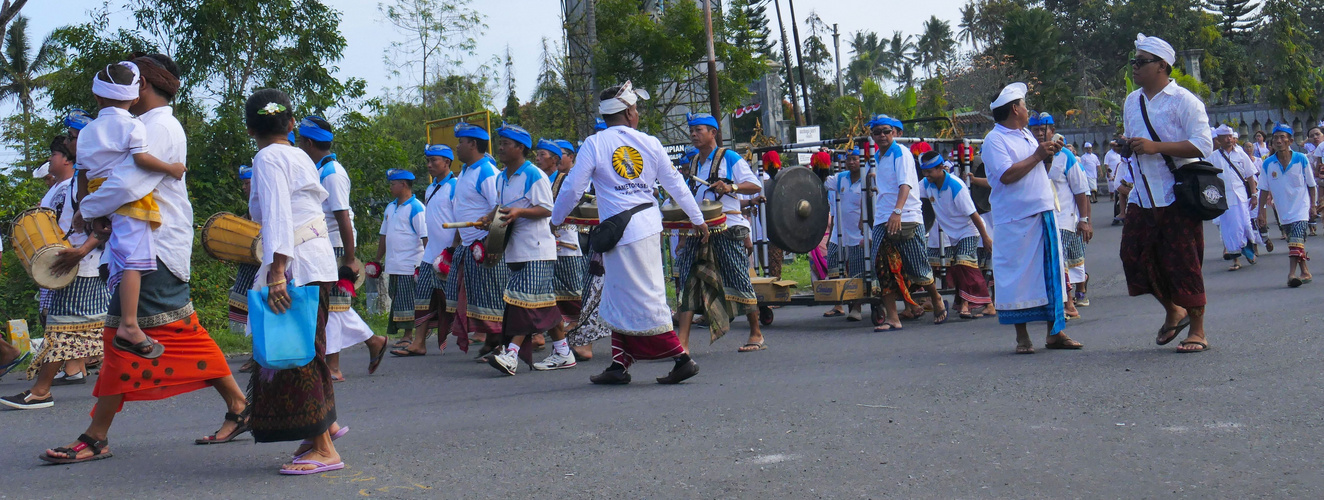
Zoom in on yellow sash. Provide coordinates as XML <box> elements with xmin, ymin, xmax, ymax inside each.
<box><xmin>86</xmin><ymin>177</ymin><xmax>162</xmax><ymax>229</ymax></box>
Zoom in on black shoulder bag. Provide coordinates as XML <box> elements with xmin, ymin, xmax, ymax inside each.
<box><xmin>1137</xmin><ymin>97</ymin><xmax>1227</xmax><ymax>220</ymax></box>
<box><xmin>589</xmin><ymin>203</ymin><xmax>653</xmax><ymax>253</ymax></box>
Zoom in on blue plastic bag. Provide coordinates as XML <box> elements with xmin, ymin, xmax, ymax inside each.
<box><xmin>248</xmin><ymin>285</ymin><xmax>319</xmax><ymax>369</ymax></box>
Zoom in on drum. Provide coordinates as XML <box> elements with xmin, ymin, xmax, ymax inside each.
<box><xmin>10</xmin><ymin>208</ymin><xmax>75</xmax><ymax>290</ymax></box>
<box><xmin>202</xmin><ymin>212</ymin><xmax>263</xmax><ymax>265</ymax></box>
<box><xmin>661</xmin><ymin>213</ymin><xmax>729</xmax><ymax>236</ymax></box>
<box><xmin>660</xmin><ymin>199</ymin><xmax>724</xmax><ymax>222</ymax></box>
<box><xmin>478</xmin><ymin>206</ymin><xmax>513</xmax><ymax>268</ymax></box>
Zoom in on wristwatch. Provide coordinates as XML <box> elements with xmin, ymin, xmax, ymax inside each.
<box><xmin>892</xmin><ymin>208</ymin><xmax>904</xmax><ymax>216</ymax></box>
<box><xmin>1079</xmin><ymin>217</ymin><xmax>1090</xmax><ymax>223</ymax></box>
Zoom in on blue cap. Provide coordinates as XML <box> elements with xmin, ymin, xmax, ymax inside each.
<box><xmin>454</xmin><ymin>122</ymin><xmax>490</xmax><ymax>141</ymax></box>
<box><xmin>287</xmin><ymin>131</ymin><xmax>296</xmax><ymax>144</ymax></box>
<box><xmin>424</xmin><ymin>144</ymin><xmax>453</xmax><ymax>160</ymax></box>
<box><xmin>594</xmin><ymin>118</ymin><xmax>608</xmax><ymax>131</ymax></box>
<box><xmin>683</xmin><ymin>145</ymin><xmax>699</xmax><ymax>161</ymax></box>
<box><xmin>536</xmin><ymin>139</ymin><xmax>562</xmax><ymax>158</ymax></box>
<box><xmin>687</xmin><ymin>112</ymin><xmax>720</xmax><ymax>130</ymax></box>
<box><xmin>387</xmin><ymin>168</ymin><xmax>415</xmax><ymax>181</ymax></box>
<box><xmin>866</xmin><ymin>114</ymin><xmax>903</xmax><ymax>132</ymax></box>
<box><xmin>554</xmin><ymin>139</ymin><xmax>577</xmax><ymax>154</ymax></box>
<box><xmin>919</xmin><ymin>154</ymin><xmax>945</xmax><ymax>170</ymax></box>
<box><xmin>1272</xmin><ymin>123</ymin><xmax>1294</xmax><ymax>136</ymax></box>
<box><xmin>298</xmin><ymin>116</ymin><xmax>334</xmax><ymax>142</ymax></box>
<box><xmin>1030</xmin><ymin>112</ymin><xmax>1054</xmax><ymax>127</ymax></box>
<box><xmin>64</xmin><ymin>109</ymin><xmax>92</xmax><ymax>130</ymax></box>
<box><xmin>848</xmin><ymin>147</ymin><xmax>862</xmax><ymax>157</ymax></box>
<box><xmin>496</xmin><ymin>122</ymin><xmax>532</xmax><ymax>149</ymax></box>
<box><xmin>238</xmin><ymin>165</ymin><xmax>253</xmax><ymax>180</ymax></box>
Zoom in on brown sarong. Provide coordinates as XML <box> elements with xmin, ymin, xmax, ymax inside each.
<box><xmin>1120</xmin><ymin>204</ymin><xmax>1206</xmax><ymax>308</ymax></box>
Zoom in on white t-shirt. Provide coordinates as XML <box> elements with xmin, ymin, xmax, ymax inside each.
<box><xmin>1104</xmin><ymin>149</ymin><xmax>1123</xmax><ymax>191</ymax></box>
<box><xmin>497</xmin><ymin>161</ymin><xmax>556</xmax><ymax>263</ymax></box>
<box><xmin>826</xmin><ymin>170</ymin><xmax>866</xmax><ymax>246</ymax></box>
<box><xmin>872</xmin><ymin>141</ymin><xmax>923</xmax><ymax>225</ymax></box>
<box><xmin>1211</xmin><ymin>147</ymin><xmax>1255</xmax><ymax>207</ymax></box>
<box><xmin>1260</xmin><ymin>152</ymin><xmax>1316</xmax><ymax>224</ymax></box>
<box><xmin>981</xmin><ymin>124</ymin><xmax>1057</xmax><ymax>225</ymax></box>
<box><xmin>1079</xmin><ymin>152</ymin><xmax>1100</xmax><ymax>189</ymax></box>
<box><xmin>691</xmin><ymin>148</ymin><xmax>760</xmax><ymax>229</ymax></box>
<box><xmin>452</xmin><ymin>155</ymin><xmax>501</xmax><ymax>247</ymax></box>
<box><xmin>921</xmin><ymin>173</ymin><xmax>980</xmax><ymax>242</ymax></box>
<box><xmin>315</xmin><ymin>155</ymin><xmax>356</xmax><ymax>248</ymax></box>
<box><xmin>549</xmin><ymin>171</ymin><xmax>581</xmax><ymax>257</ymax></box>
<box><xmin>1047</xmin><ymin>149</ymin><xmax>1090</xmax><ymax>230</ymax></box>
<box><xmin>378</xmin><ymin>195</ymin><xmax>427</xmax><ymax>274</ymax></box>
<box><xmin>422</xmin><ymin>172</ymin><xmax>458</xmax><ymax>264</ymax></box>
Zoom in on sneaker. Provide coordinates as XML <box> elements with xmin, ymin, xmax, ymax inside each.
<box><xmin>533</xmin><ymin>351</ymin><xmax>577</xmax><ymax>371</ymax></box>
<box><xmin>487</xmin><ymin>348</ymin><xmax>517</xmax><ymax>376</ymax></box>
<box><xmin>1075</xmin><ymin>297</ymin><xmax>1090</xmax><ymax>307</ymax></box>
<box><xmin>0</xmin><ymin>391</ymin><xmax>53</xmax><ymax>410</ymax></box>
<box><xmin>52</xmin><ymin>372</ymin><xmax>87</xmax><ymax>386</ymax></box>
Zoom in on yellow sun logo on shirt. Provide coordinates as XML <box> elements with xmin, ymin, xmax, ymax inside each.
<box><xmin>612</xmin><ymin>146</ymin><xmax>644</xmax><ymax>180</ymax></box>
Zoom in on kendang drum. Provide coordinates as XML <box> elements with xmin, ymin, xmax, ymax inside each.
<box><xmin>202</xmin><ymin>212</ymin><xmax>263</xmax><ymax>265</ymax></box>
<box><xmin>660</xmin><ymin>200</ymin><xmax>729</xmax><ymax>236</ymax></box>
<box><xmin>10</xmin><ymin>208</ymin><xmax>75</xmax><ymax>290</ymax></box>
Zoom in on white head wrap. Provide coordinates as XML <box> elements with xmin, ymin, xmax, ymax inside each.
<box><xmin>1083</xmin><ymin>142</ymin><xmax>1093</xmax><ymax>148</ymax></box>
<box><xmin>33</xmin><ymin>162</ymin><xmax>50</xmax><ymax>178</ymax></box>
<box><xmin>1134</xmin><ymin>33</ymin><xmax>1175</xmax><ymax>66</ymax></box>
<box><xmin>990</xmin><ymin>82</ymin><xmax>1027</xmax><ymax>110</ymax></box>
<box><xmin>598</xmin><ymin>80</ymin><xmax>651</xmax><ymax>115</ymax></box>
<box><xmin>1214</xmin><ymin>124</ymin><xmax>1234</xmax><ymax>137</ymax></box>
<box><xmin>91</xmin><ymin>61</ymin><xmax>141</xmax><ymax>101</ymax></box>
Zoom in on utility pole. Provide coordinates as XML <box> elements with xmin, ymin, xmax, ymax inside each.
<box><xmin>833</xmin><ymin>23</ymin><xmax>843</xmax><ymax>97</ymax></box>
<box><xmin>772</xmin><ymin>0</ymin><xmax>803</xmax><ymax>126</ymax></box>
<box><xmin>703</xmin><ymin>0</ymin><xmax>721</xmax><ymax>120</ymax></box>
<box><xmin>787</xmin><ymin>0</ymin><xmax>811</xmax><ymax>123</ymax></box>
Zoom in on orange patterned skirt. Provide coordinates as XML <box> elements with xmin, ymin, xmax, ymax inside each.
<box><xmin>92</xmin><ymin>308</ymin><xmax>231</xmax><ymax>408</ymax></box>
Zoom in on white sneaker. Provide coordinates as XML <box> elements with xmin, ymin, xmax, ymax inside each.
<box><xmin>533</xmin><ymin>351</ymin><xmax>577</xmax><ymax>371</ymax></box>
<box><xmin>487</xmin><ymin>347</ymin><xmax>517</xmax><ymax>376</ymax></box>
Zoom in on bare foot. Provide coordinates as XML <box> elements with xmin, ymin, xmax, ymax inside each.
<box><xmin>116</xmin><ymin>322</ymin><xmax>149</xmax><ymax>346</ymax></box>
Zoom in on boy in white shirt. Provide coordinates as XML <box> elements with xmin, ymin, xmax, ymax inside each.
<box><xmin>822</xmin><ymin>147</ymin><xmax>867</xmax><ymax>320</ymax></box>
<box><xmin>373</xmin><ymin>169</ymin><xmax>428</xmax><ymax>345</ymax></box>
<box><xmin>919</xmin><ymin>152</ymin><xmax>993</xmax><ymax>319</ymax></box>
<box><xmin>535</xmin><ymin>139</ymin><xmax>586</xmax><ymax>371</ymax></box>
<box><xmin>1030</xmin><ymin>112</ymin><xmax>1093</xmax><ymax>314</ymax></box>
<box><xmin>1257</xmin><ymin>124</ymin><xmax>1316</xmax><ymax>287</ymax></box>
<box><xmin>80</xmin><ymin>61</ymin><xmax>185</xmax><ymax>359</ymax></box>
<box><xmin>394</xmin><ymin>144</ymin><xmax>458</xmax><ymax>357</ymax></box>
<box><xmin>485</xmin><ymin>125</ymin><xmax>560</xmax><ymax>376</ymax></box>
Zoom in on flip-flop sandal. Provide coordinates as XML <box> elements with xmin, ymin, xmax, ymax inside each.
<box><xmin>1176</xmin><ymin>340</ymin><xmax>1210</xmax><ymax>353</ymax></box>
<box><xmin>367</xmin><ymin>337</ymin><xmax>388</xmax><ymax>375</ymax></box>
<box><xmin>958</xmin><ymin>312</ymin><xmax>984</xmax><ymax>319</ymax></box>
<box><xmin>1289</xmin><ymin>277</ymin><xmax>1303</xmax><ymax>288</ymax></box>
<box><xmin>822</xmin><ymin>310</ymin><xmax>845</xmax><ymax>317</ymax></box>
<box><xmin>1044</xmin><ymin>338</ymin><xmax>1084</xmax><ymax>350</ymax></box>
<box><xmin>389</xmin><ymin>349</ymin><xmax>425</xmax><ymax>357</ymax></box>
<box><xmin>897</xmin><ymin>310</ymin><xmax>922</xmax><ymax>321</ymax></box>
<box><xmin>1227</xmin><ymin>264</ymin><xmax>1241</xmax><ymax>271</ymax></box>
<box><xmin>1015</xmin><ymin>345</ymin><xmax>1036</xmax><ymax>354</ymax></box>
<box><xmin>1156</xmin><ymin>316</ymin><xmax>1192</xmax><ymax>346</ymax></box>
<box><xmin>40</xmin><ymin>434</ymin><xmax>113</xmax><ymax>464</ymax></box>
<box><xmin>738</xmin><ymin>342</ymin><xmax>767</xmax><ymax>352</ymax></box>
<box><xmin>0</xmin><ymin>351</ymin><xmax>31</xmax><ymax>378</ymax></box>
<box><xmin>330</xmin><ymin>374</ymin><xmax>346</xmax><ymax>383</ymax></box>
<box><xmin>873</xmin><ymin>323</ymin><xmax>903</xmax><ymax>332</ymax></box>
<box><xmin>392</xmin><ymin>339</ymin><xmax>412</xmax><ymax>348</ymax></box>
<box><xmin>293</xmin><ymin>426</ymin><xmax>349</xmax><ymax>459</ymax></box>
<box><xmin>933</xmin><ymin>300</ymin><xmax>950</xmax><ymax>325</ymax></box>
<box><xmin>112</xmin><ymin>336</ymin><xmax>164</xmax><ymax>359</ymax></box>
<box><xmin>195</xmin><ymin>411</ymin><xmax>250</xmax><ymax>445</ymax></box>
<box><xmin>279</xmin><ymin>459</ymin><xmax>346</xmax><ymax>475</ymax></box>
<box><xmin>1302</xmin><ymin>277</ymin><xmax>1314</xmax><ymax>284</ymax></box>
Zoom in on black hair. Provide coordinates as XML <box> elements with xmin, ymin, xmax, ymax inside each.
<box><xmin>919</xmin><ymin>151</ymin><xmax>942</xmax><ymax>167</ymax></box>
<box><xmin>1309</xmin><ymin>126</ymin><xmax>1323</xmax><ymax>136</ymax></box>
<box><xmin>991</xmin><ymin>98</ymin><xmax>1019</xmax><ymax>123</ymax></box>
<box><xmin>244</xmin><ymin>88</ymin><xmax>294</xmax><ymax>138</ymax></box>
<box><xmin>303</xmin><ymin>115</ymin><xmax>333</xmax><ymax>149</ymax></box>
<box><xmin>393</xmin><ymin>178</ymin><xmax>415</xmax><ymax>187</ymax></box>
<box><xmin>97</xmin><ymin>63</ymin><xmax>135</xmax><ymax>86</ymax></box>
<box><xmin>131</xmin><ymin>52</ymin><xmax>181</xmax><ymax>100</ymax></box>
<box><xmin>50</xmin><ymin>134</ymin><xmax>74</xmax><ymax>163</ymax></box>
<box><xmin>458</xmin><ymin>136</ymin><xmax>488</xmax><ymax>153</ymax></box>
<box><xmin>599</xmin><ymin>86</ymin><xmax>628</xmax><ymax>122</ymax></box>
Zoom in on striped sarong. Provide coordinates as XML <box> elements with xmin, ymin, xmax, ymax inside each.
<box><xmin>871</xmin><ymin>222</ymin><xmax>935</xmax><ymax>286</ymax></box>
<box><xmin>502</xmin><ymin>260</ymin><xmax>560</xmax><ymax>342</ymax></box>
<box><xmin>948</xmin><ymin>236</ymin><xmax>990</xmax><ymax>306</ymax></box>
<box><xmin>1060</xmin><ymin>229</ymin><xmax>1086</xmax><ymax>268</ymax></box>
<box><xmin>554</xmin><ymin>254</ymin><xmax>587</xmax><ymax>301</ymax></box>
<box><xmin>826</xmin><ymin>242</ymin><xmax>867</xmax><ymax>278</ymax></box>
<box><xmin>228</xmin><ymin>263</ymin><xmax>260</xmax><ymax>333</ymax></box>
<box><xmin>1287</xmin><ymin>220</ymin><xmax>1309</xmax><ymax>259</ymax></box>
<box><xmin>451</xmin><ymin>244</ymin><xmax>508</xmax><ymax>333</ymax></box>
<box><xmin>387</xmin><ymin>274</ymin><xmax>416</xmax><ymax>324</ymax></box>
<box><xmin>676</xmin><ymin>226</ymin><xmax>758</xmax><ymax>311</ymax></box>
<box><xmin>29</xmin><ymin>276</ymin><xmax>109</xmax><ymax>379</ymax></box>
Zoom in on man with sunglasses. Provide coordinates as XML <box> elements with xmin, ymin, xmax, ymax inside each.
<box><xmin>1119</xmin><ymin>34</ymin><xmax>1214</xmax><ymax>353</ymax></box>
<box><xmin>867</xmin><ymin>114</ymin><xmax>948</xmax><ymax>332</ymax></box>
<box><xmin>981</xmin><ymin>83</ymin><xmax>1082</xmax><ymax>354</ymax></box>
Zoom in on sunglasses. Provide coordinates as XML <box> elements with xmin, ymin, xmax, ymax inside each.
<box><xmin>1130</xmin><ymin>57</ymin><xmax>1162</xmax><ymax>68</ymax></box>
<box><xmin>872</xmin><ymin>128</ymin><xmax>895</xmax><ymax>136</ymax></box>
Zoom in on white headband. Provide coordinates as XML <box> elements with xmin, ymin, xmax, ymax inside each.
<box><xmin>1213</xmin><ymin>124</ymin><xmax>1235</xmax><ymax>137</ymax></box>
<box><xmin>599</xmin><ymin>80</ymin><xmax>651</xmax><ymax>115</ymax></box>
<box><xmin>92</xmin><ymin>61</ymin><xmax>141</xmax><ymax>101</ymax></box>
<box><xmin>1135</xmin><ymin>33</ymin><xmax>1175</xmax><ymax>66</ymax></box>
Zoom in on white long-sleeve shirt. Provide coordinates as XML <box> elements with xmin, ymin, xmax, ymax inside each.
<box><xmin>79</xmin><ymin>106</ymin><xmax>193</xmax><ymax>281</ymax></box>
<box><xmin>1122</xmin><ymin>79</ymin><xmax>1214</xmax><ymax>209</ymax></box>
<box><xmin>249</xmin><ymin>143</ymin><xmax>336</xmax><ymax>286</ymax></box>
<box><xmin>551</xmin><ymin>125</ymin><xmax>703</xmax><ymax>246</ymax></box>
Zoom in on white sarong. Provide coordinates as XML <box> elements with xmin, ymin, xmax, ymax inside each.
<box><xmin>600</xmin><ymin>233</ymin><xmax>672</xmax><ymax>336</ymax></box>
<box><xmin>992</xmin><ymin>213</ymin><xmax>1067</xmax><ymax>311</ymax></box>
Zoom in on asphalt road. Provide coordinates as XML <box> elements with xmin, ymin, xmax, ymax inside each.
<box><xmin>3</xmin><ymin>203</ymin><xmax>1323</xmax><ymax>499</ymax></box>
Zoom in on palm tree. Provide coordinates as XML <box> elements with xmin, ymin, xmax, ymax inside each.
<box><xmin>884</xmin><ymin>31</ymin><xmax>917</xmax><ymax>88</ymax></box>
<box><xmin>0</xmin><ymin>15</ymin><xmax>61</xmax><ymax>166</ymax></box>
<box><xmin>846</xmin><ymin>30</ymin><xmax>890</xmax><ymax>91</ymax></box>
<box><xmin>917</xmin><ymin>16</ymin><xmax>956</xmax><ymax>78</ymax></box>
<box><xmin>957</xmin><ymin>1</ymin><xmax>982</xmax><ymax>51</ymax></box>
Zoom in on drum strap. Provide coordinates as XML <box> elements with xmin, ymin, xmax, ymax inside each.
<box><xmin>688</xmin><ymin>147</ymin><xmax>731</xmax><ymax>196</ymax></box>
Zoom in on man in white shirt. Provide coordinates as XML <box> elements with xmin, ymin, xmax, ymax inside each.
<box><xmin>483</xmin><ymin>125</ymin><xmax>562</xmax><ymax>376</ymax></box>
<box><xmin>395</xmin><ymin>144</ymin><xmax>458</xmax><ymax>357</ymax></box>
<box><xmin>1120</xmin><ymin>34</ymin><xmax>1215</xmax><ymax>353</ymax></box>
<box><xmin>1104</xmin><ymin>139</ymin><xmax>1126</xmax><ymax>225</ymax></box>
<box><xmin>673</xmin><ymin>112</ymin><xmax>766</xmax><ymax>353</ymax></box>
<box><xmin>982</xmin><ymin>83</ymin><xmax>1082</xmax><ymax>354</ymax></box>
<box><xmin>866</xmin><ymin>114</ymin><xmax>948</xmax><ymax>331</ymax></box>
<box><xmin>822</xmin><ymin>147</ymin><xmax>867</xmax><ymax>319</ymax></box>
<box><xmin>1210</xmin><ymin>125</ymin><xmax>1261</xmax><ymax>270</ymax></box>
<box><xmin>1307</xmin><ymin>126</ymin><xmax>1324</xmax><ymax>235</ymax></box>
<box><xmin>534</xmin><ymin>139</ymin><xmax>587</xmax><ymax>371</ymax></box>
<box><xmin>297</xmin><ymin>116</ymin><xmax>385</xmax><ymax>379</ymax></box>
<box><xmin>1030</xmin><ymin>112</ymin><xmax>1093</xmax><ymax>313</ymax></box>
<box><xmin>374</xmin><ymin>169</ymin><xmax>427</xmax><ymax>352</ymax></box>
<box><xmin>1257</xmin><ymin>124</ymin><xmax>1316</xmax><ymax>287</ymax></box>
<box><xmin>1080</xmin><ymin>142</ymin><xmax>1101</xmax><ymax>202</ymax></box>
<box><xmin>551</xmin><ymin>81</ymin><xmax>708</xmax><ymax>385</ymax></box>
<box><xmin>918</xmin><ymin>152</ymin><xmax>993</xmax><ymax>319</ymax></box>
<box><xmin>447</xmin><ymin>122</ymin><xmax>508</xmax><ymax>356</ymax></box>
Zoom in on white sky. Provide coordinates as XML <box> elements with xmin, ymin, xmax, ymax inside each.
<box><xmin>15</xmin><ymin>0</ymin><xmax>966</xmax><ymax>107</ymax></box>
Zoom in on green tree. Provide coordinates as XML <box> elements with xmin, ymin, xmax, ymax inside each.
<box><xmin>501</xmin><ymin>47</ymin><xmax>520</xmax><ymax>124</ymax></box>
<box><xmin>0</xmin><ymin>15</ymin><xmax>62</xmax><ymax>169</ymax></box>
<box><xmin>917</xmin><ymin>15</ymin><xmax>957</xmax><ymax>78</ymax></box>
<box><xmin>845</xmin><ymin>31</ymin><xmax>887</xmax><ymax>92</ymax></box>
<box><xmin>1262</xmin><ymin>0</ymin><xmax>1323</xmax><ymax>110</ymax></box>
<box><xmin>1205</xmin><ymin>0</ymin><xmax>1262</xmax><ymax>40</ymax></box>
<box><xmin>885</xmin><ymin>31</ymin><xmax>918</xmax><ymax>88</ymax></box>
<box><xmin>1002</xmin><ymin>7</ymin><xmax>1073</xmax><ymax>111</ymax></box>
<box><xmin>728</xmin><ymin>0</ymin><xmax>774</xmax><ymax>59</ymax></box>
<box><xmin>379</xmin><ymin>0</ymin><xmax>485</xmax><ymax>107</ymax></box>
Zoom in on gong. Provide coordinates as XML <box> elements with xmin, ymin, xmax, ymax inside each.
<box><xmin>480</xmin><ymin>206</ymin><xmax>514</xmax><ymax>267</ymax></box>
<box><xmin>765</xmin><ymin>166</ymin><xmax>830</xmax><ymax>254</ymax></box>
